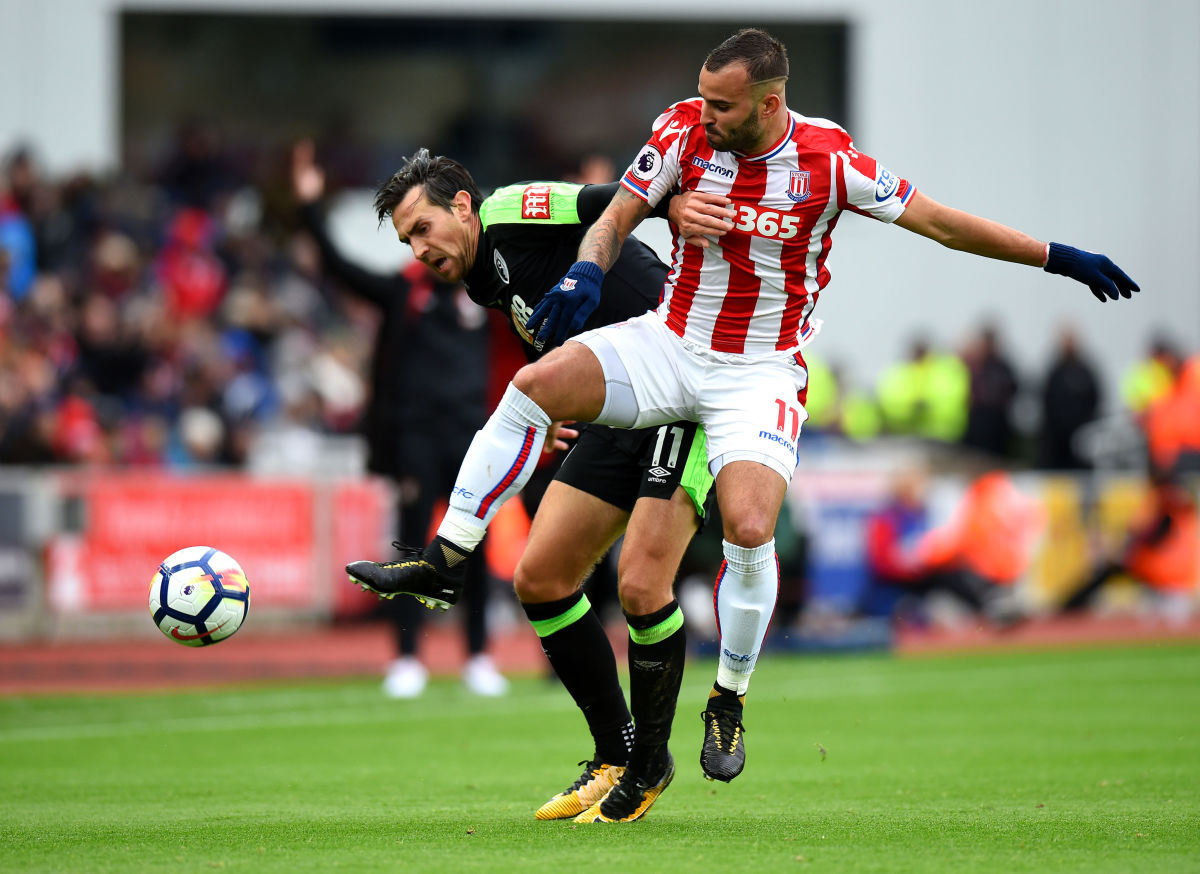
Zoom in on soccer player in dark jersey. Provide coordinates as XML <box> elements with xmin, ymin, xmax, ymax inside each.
<box><xmin>351</xmin><ymin>150</ymin><xmax>725</xmax><ymax>822</ymax></box>
<box><xmin>291</xmin><ymin>141</ymin><xmax>507</xmax><ymax>699</ymax></box>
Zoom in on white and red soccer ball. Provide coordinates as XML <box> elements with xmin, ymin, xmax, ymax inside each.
<box><xmin>148</xmin><ymin>546</ymin><xmax>250</xmax><ymax>646</ymax></box>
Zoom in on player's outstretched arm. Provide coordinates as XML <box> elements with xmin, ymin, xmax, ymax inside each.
<box><xmin>531</xmin><ymin>188</ymin><xmax>653</xmax><ymax>348</ymax></box>
<box><xmin>894</xmin><ymin>190</ymin><xmax>1139</xmax><ymax>302</ymax></box>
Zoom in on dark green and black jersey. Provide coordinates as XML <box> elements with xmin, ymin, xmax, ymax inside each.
<box><xmin>464</xmin><ymin>181</ymin><xmax>714</xmax><ymax>520</ymax></box>
<box><xmin>463</xmin><ymin>181</ymin><xmax>669</xmax><ymax>359</ymax></box>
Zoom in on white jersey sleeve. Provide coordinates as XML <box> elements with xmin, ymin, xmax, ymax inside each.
<box><xmin>619</xmin><ymin>100</ymin><xmax>701</xmax><ymax>208</ymax></box>
<box><xmin>836</xmin><ymin>143</ymin><xmax>915</xmax><ymax>222</ymax></box>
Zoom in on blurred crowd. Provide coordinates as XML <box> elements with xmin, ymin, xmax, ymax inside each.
<box><xmin>2</xmin><ymin>135</ymin><xmax>1198</xmax><ymax>478</ymax></box>
<box><xmin>805</xmin><ymin>328</ymin><xmax>1200</xmax><ymax>478</ymax></box>
<box><xmin>0</xmin><ymin>132</ymin><xmax>378</xmax><ymax>470</ymax></box>
<box><xmin>805</xmin><ymin>329</ymin><xmax>1200</xmax><ymax>629</ymax></box>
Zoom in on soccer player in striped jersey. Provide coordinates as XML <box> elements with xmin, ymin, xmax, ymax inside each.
<box><xmin>351</xmin><ymin>152</ymin><xmax>728</xmax><ymax>822</ymax></box>
<box><xmin>351</xmin><ymin>28</ymin><xmax>1139</xmax><ymax>821</ymax></box>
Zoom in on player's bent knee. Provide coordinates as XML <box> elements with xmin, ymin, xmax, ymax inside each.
<box><xmin>513</xmin><ymin>561</ymin><xmax>577</xmax><ymax>604</ymax></box>
<box><xmin>723</xmin><ymin>518</ymin><xmax>775</xmax><ymax>549</ymax></box>
<box><xmin>511</xmin><ymin>363</ymin><xmax>575</xmax><ymax>421</ymax></box>
<box><xmin>510</xmin><ymin>363</ymin><xmax>547</xmax><ymax>401</ymax></box>
<box><xmin>512</xmin><ymin>345</ymin><xmax>605</xmax><ymax>421</ymax></box>
<box><xmin>616</xmin><ymin>572</ymin><xmax>674</xmax><ymax>615</ymax></box>
<box><xmin>511</xmin><ymin>345</ymin><xmax>582</xmax><ymax>395</ymax></box>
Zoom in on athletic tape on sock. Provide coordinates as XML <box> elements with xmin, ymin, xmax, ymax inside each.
<box><xmin>437</xmin><ymin>516</ymin><xmax>486</xmax><ymax>552</ymax></box>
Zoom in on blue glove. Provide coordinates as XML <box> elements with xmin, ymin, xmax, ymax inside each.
<box><xmin>530</xmin><ymin>260</ymin><xmax>605</xmax><ymax>349</ymax></box>
<box><xmin>1044</xmin><ymin>242</ymin><xmax>1140</xmax><ymax>302</ymax></box>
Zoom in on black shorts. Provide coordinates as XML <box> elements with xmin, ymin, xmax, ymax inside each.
<box><xmin>553</xmin><ymin>421</ymin><xmax>713</xmax><ymax>520</ymax></box>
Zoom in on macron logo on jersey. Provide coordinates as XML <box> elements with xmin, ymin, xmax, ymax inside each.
<box><xmin>691</xmin><ymin>156</ymin><xmax>734</xmax><ymax>179</ymax></box>
<box><xmin>521</xmin><ymin>185</ymin><xmax>552</xmax><ymax>220</ymax></box>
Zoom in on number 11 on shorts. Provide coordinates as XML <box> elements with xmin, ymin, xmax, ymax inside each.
<box><xmin>652</xmin><ymin>425</ymin><xmax>685</xmax><ymax>469</ymax></box>
<box><xmin>774</xmin><ymin>398</ymin><xmax>801</xmax><ymax>442</ymax></box>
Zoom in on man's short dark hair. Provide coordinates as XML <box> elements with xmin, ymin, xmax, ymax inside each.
<box><xmin>373</xmin><ymin>149</ymin><xmax>483</xmax><ymax>224</ymax></box>
<box><xmin>704</xmin><ymin>28</ymin><xmax>789</xmax><ymax>84</ymax></box>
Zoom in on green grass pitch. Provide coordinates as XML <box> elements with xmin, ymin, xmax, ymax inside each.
<box><xmin>1</xmin><ymin>643</ymin><xmax>1197</xmax><ymax>873</ymax></box>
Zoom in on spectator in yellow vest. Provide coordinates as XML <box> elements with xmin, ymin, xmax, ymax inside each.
<box><xmin>1121</xmin><ymin>336</ymin><xmax>1181</xmax><ymax>414</ymax></box>
<box><xmin>878</xmin><ymin>338</ymin><xmax>969</xmax><ymax>442</ymax></box>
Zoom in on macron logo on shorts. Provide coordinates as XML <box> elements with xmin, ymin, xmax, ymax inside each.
<box><xmin>758</xmin><ymin>430</ymin><xmax>797</xmax><ymax>456</ymax></box>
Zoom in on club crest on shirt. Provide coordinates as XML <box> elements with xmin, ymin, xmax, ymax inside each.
<box><xmin>493</xmin><ymin>249</ymin><xmax>510</xmax><ymax>284</ymax></box>
<box><xmin>631</xmin><ymin>145</ymin><xmax>664</xmax><ymax>182</ymax></box>
<box><xmin>787</xmin><ymin>170</ymin><xmax>811</xmax><ymax>203</ymax></box>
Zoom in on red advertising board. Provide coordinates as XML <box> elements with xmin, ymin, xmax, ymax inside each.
<box><xmin>46</xmin><ymin>473</ymin><xmax>318</xmax><ymax>612</ymax></box>
<box><xmin>328</xmin><ymin>478</ymin><xmax>392</xmax><ymax>618</ymax></box>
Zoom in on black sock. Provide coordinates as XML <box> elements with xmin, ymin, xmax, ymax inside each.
<box><xmin>626</xmin><ymin>600</ymin><xmax>687</xmax><ymax>776</ymax></box>
<box><xmin>423</xmin><ymin>534</ymin><xmax>470</xmax><ymax>581</ymax></box>
<box><xmin>522</xmin><ymin>591</ymin><xmax>633</xmax><ymax>765</ymax></box>
<box><xmin>700</xmin><ymin>681</ymin><xmax>739</xmax><ymax>710</ymax></box>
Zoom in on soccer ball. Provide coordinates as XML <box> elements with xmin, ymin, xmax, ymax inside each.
<box><xmin>149</xmin><ymin>546</ymin><xmax>250</xmax><ymax>647</ymax></box>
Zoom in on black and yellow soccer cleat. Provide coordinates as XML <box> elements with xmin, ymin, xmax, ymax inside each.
<box><xmin>700</xmin><ymin>706</ymin><xmax>746</xmax><ymax>782</ymax></box>
<box><xmin>345</xmin><ymin>540</ymin><xmax>465</xmax><ymax>611</ymax></box>
<box><xmin>534</xmin><ymin>759</ymin><xmax>625</xmax><ymax>821</ymax></box>
<box><xmin>573</xmin><ymin>753</ymin><xmax>674</xmax><ymax>823</ymax></box>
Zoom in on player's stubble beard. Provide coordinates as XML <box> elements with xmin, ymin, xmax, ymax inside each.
<box><xmin>706</xmin><ymin>109</ymin><xmax>763</xmax><ymax>154</ymax></box>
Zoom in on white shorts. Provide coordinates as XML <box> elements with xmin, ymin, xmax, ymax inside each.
<box><xmin>572</xmin><ymin>312</ymin><xmax>809</xmax><ymax>484</ymax></box>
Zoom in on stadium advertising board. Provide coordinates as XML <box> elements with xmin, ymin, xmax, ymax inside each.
<box><xmin>46</xmin><ymin>474</ymin><xmax>317</xmax><ymax>612</ymax></box>
<box><xmin>0</xmin><ymin>485</ymin><xmax>38</xmax><ymax>639</ymax></box>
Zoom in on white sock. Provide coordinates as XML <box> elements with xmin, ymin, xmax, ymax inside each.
<box><xmin>714</xmin><ymin>538</ymin><xmax>778</xmax><ymax>695</ymax></box>
<box><xmin>437</xmin><ymin>383</ymin><xmax>550</xmax><ymax>551</ymax></box>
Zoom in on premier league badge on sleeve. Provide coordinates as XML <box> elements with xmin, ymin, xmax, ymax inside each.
<box><xmin>631</xmin><ymin>145</ymin><xmax>664</xmax><ymax>182</ymax></box>
<box><xmin>787</xmin><ymin>170</ymin><xmax>811</xmax><ymax>203</ymax></box>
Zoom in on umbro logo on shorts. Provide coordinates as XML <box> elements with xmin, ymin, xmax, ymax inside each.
<box><xmin>648</xmin><ymin>466</ymin><xmax>671</xmax><ymax>478</ymax></box>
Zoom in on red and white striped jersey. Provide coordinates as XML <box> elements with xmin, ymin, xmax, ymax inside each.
<box><xmin>620</xmin><ymin>98</ymin><xmax>916</xmax><ymax>356</ymax></box>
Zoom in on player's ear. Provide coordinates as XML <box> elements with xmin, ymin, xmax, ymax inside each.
<box><xmin>759</xmin><ymin>91</ymin><xmax>783</xmax><ymax>122</ymax></box>
<box><xmin>452</xmin><ymin>190</ymin><xmax>473</xmax><ymax>220</ymax></box>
